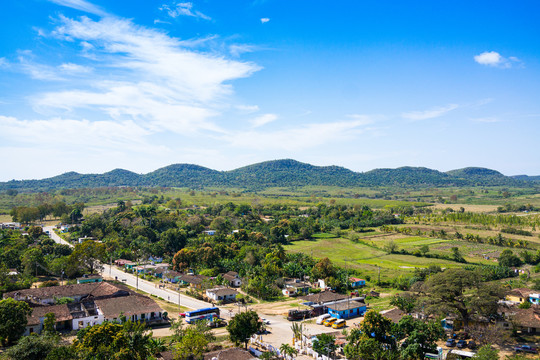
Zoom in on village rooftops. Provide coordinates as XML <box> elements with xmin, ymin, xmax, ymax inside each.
<box><xmin>204</xmin><ymin>348</ymin><xmax>257</xmax><ymax>360</ymax></box>
<box><xmin>509</xmin><ymin>288</ymin><xmax>534</xmax><ymax>299</ymax></box>
<box><xmin>299</xmin><ymin>291</ymin><xmax>347</xmax><ymax>304</ymax></box>
<box><xmin>223</xmin><ymin>271</ymin><xmax>240</xmax><ymax>281</ymax></box>
<box><xmin>380</xmin><ymin>308</ymin><xmax>406</xmax><ymax>323</ymax></box>
<box><xmin>206</xmin><ymin>287</ymin><xmax>239</xmax><ymax>297</ymax></box>
<box><xmin>179</xmin><ymin>274</ymin><xmax>209</xmax><ymax>285</ymax></box>
<box><xmin>327</xmin><ymin>300</ymin><xmax>366</xmax><ymax>312</ymax></box>
<box><xmin>94</xmin><ymin>294</ymin><xmax>162</xmax><ymax>319</ymax></box>
<box><xmin>4</xmin><ymin>281</ymin><xmax>131</xmax><ymax>303</ymax></box>
<box><xmin>27</xmin><ymin>304</ymin><xmax>72</xmax><ymax>326</ymax></box>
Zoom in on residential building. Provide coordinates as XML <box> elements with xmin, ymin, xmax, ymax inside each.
<box><xmin>178</xmin><ymin>274</ymin><xmax>210</xmax><ymax>289</ymax></box>
<box><xmin>206</xmin><ymin>287</ymin><xmax>238</xmax><ymax>303</ymax></box>
<box><xmin>327</xmin><ymin>300</ymin><xmax>367</xmax><ymax>319</ymax></box>
<box><xmin>349</xmin><ymin>277</ymin><xmax>366</xmax><ymax>288</ymax></box>
<box><xmin>223</xmin><ymin>271</ymin><xmax>242</xmax><ymax>287</ymax></box>
<box><xmin>507</xmin><ymin>288</ymin><xmax>533</xmax><ymax>304</ymax></box>
<box><xmin>76</xmin><ymin>274</ymin><xmax>103</xmax><ymax>284</ymax></box>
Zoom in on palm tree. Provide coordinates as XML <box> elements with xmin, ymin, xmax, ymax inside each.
<box><xmin>280</xmin><ymin>343</ymin><xmax>298</xmax><ymax>360</ymax></box>
<box><xmin>147</xmin><ymin>338</ymin><xmax>167</xmax><ymax>355</ymax></box>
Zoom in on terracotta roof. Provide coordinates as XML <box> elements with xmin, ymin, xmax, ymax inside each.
<box><xmin>94</xmin><ymin>295</ymin><xmax>162</xmax><ymax>319</ymax></box>
<box><xmin>27</xmin><ymin>304</ymin><xmax>72</xmax><ymax>326</ymax></box>
<box><xmin>327</xmin><ymin>300</ymin><xmax>366</xmax><ymax>311</ymax></box>
<box><xmin>204</xmin><ymin>348</ymin><xmax>257</xmax><ymax>360</ymax></box>
<box><xmin>207</xmin><ymin>287</ymin><xmax>238</xmax><ymax>296</ymax></box>
<box><xmin>223</xmin><ymin>271</ymin><xmax>239</xmax><ymax>281</ymax></box>
<box><xmin>510</xmin><ymin>305</ymin><xmax>540</xmax><ymax>329</ymax></box>
<box><xmin>4</xmin><ymin>282</ymin><xmax>128</xmax><ymax>302</ymax></box>
<box><xmin>299</xmin><ymin>291</ymin><xmax>347</xmax><ymax>304</ymax></box>
<box><xmin>380</xmin><ymin>308</ymin><xmax>406</xmax><ymax>323</ymax></box>
<box><xmin>179</xmin><ymin>274</ymin><xmax>209</xmax><ymax>285</ymax></box>
<box><xmin>349</xmin><ymin>277</ymin><xmax>365</xmax><ymax>282</ymax></box>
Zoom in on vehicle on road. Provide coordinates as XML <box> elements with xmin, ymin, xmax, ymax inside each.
<box><xmin>185</xmin><ymin>307</ymin><xmax>220</xmax><ymax>324</ymax></box>
<box><xmin>316</xmin><ymin>314</ymin><xmax>331</xmax><ymax>325</ymax></box>
<box><xmin>332</xmin><ymin>319</ymin><xmax>346</xmax><ymax>329</ymax></box>
<box><xmin>445</xmin><ymin>339</ymin><xmax>456</xmax><ymax>347</ymax></box>
<box><xmin>514</xmin><ymin>345</ymin><xmax>538</xmax><ymax>354</ymax></box>
<box><xmin>324</xmin><ymin>318</ymin><xmax>337</xmax><ymax>327</ymax></box>
<box><xmin>456</xmin><ymin>340</ymin><xmax>467</xmax><ymax>349</ymax></box>
<box><xmin>261</xmin><ymin>318</ymin><xmax>270</xmax><ymax>325</ymax></box>
<box><xmin>179</xmin><ymin>312</ymin><xmax>186</xmax><ymax>318</ymax></box>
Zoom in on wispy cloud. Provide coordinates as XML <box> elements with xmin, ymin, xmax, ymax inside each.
<box><xmin>250</xmin><ymin>113</ymin><xmax>277</xmax><ymax>128</ymax></box>
<box><xmin>48</xmin><ymin>0</ymin><xmax>108</xmax><ymax>17</ymax></box>
<box><xmin>229</xmin><ymin>44</ymin><xmax>256</xmax><ymax>57</ymax></box>
<box><xmin>260</xmin><ymin>18</ymin><xmax>270</xmax><ymax>24</ymax></box>
<box><xmin>58</xmin><ymin>62</ymin><xmax>92</xmax><ymax>74</ymax></box>
<box><xmin>228</xmin><ymin>119</ymin><xmax>372</xmax><ymax>151</ymax></box>
<box><xmin>32</xmin><ymin>15</ymin><xmax>260</xmax><ymax>134</ymax></box>
<box><xmin>160</xmin><ymin>2</ymin><xmax>211</xmax><ymax>20</ymax></box>
<box><xmin>402</xmin><ymin>104</ymin><xmax>459</xmax><ymax>121</ymax></box>
<box><xmin>471</xmin><ymin>117</ymin><xmax>500</xmax><ymax>123</ymax></box>
<box><xmin>474</xmin><ymin>51</ymin><xmax>522</xmax><ymax>69</ymax></box>
<box><xmin>236</xmin><ymin>105</ymin><xmax>260</xmax><ymax>113</ymax></box>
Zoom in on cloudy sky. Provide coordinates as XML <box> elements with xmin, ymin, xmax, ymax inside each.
<box><xmin>1</xmin><ymin>0</ymin><xmax>539</xmax><ymax>181</ymax></box>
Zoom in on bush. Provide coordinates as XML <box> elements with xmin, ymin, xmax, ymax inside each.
<box><xmin>39</xmin><ymin>280</ymin><xmax>59</xmax><ymax>288</ymax></box>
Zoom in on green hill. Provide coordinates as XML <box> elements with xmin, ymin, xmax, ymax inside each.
<box><xmin>0</xmin><ymin>160</ymin><xmax>533</xmax><ymax>191</ymax></box>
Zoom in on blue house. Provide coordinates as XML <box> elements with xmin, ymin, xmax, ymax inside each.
<box><xmin>327</xmin><ymin>300</ymin><xmax>367</xmax><ymax>319</ymax></box>
<box><xmin>349</xmin><ymin>277</ymin><xmax>366</xmax><ymax>288</ymax></box>
<box><xmin>164</xmin><ymin>270</ymin><xmax>183</xmax><ymax>283</ymax></box>
<box><xmin>530</xmin><ymin>293</ymin><xmax>540</xmax><ymax>305</ymax></box>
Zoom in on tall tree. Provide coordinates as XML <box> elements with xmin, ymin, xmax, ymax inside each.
<box><xmin>67</xmin><ymin>241</ymin><xmax>107</xmax><ymax>276</ymax></box>
<box><xmin>0</xmin><ymin>298</ymin><xmax>32</xmax><ymax>346</ymax></box>
<box><xmin>226</xmin><ymin>310</ymin><xmax>261</xmax><ymax>349</ymax></box>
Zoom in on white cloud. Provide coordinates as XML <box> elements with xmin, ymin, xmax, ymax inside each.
<box><xmin>34</xmin><ymin>15</ymin><xmax>261</xmax><ymax>134</ymax></box>
<box><xmin>472</xmin><ymin>117</ymin><xmax>500</xmax><ymax>123</ymax></box>
<box><xmin>260</xmin><ymin>18</ymin><xmax>270</xmax><ymax>23</ymax></box>
<box><xmin>58</xmin><ymin>62</ymin><xmax>92</xmax><ymax>74</ymax></box>
<box><xmin>229</xmin><ymin>44</ymin><xmax>256</xmax><ymax>57</ymax></box>
<box><xmin>48</xmin><ymin>0</ymin><xmax>108</xmax><ymax>17</ymax></box>
<box><xmin>402</xmin><ymin>104</ymin><xmax>459</xmax><ymax>121</ymax></box>
<box><xmin>228</xmin><ymin>119</ymin><xmax>371</xmax><ymax>151</ymax></box>
<box><xmin>160</xmin><ymin>2</ymin><xmax>211</xmax><ymax>20</ymax></box>
<box><xmin>250</xmin><ymin>113</ymin><xmax>277</xmax><ymax>128</ymax></box>
<box><xmin>474</xmin><ymin>51</ymin><xmax>522</xmax><ymax>68</ymax></box>
<box><xmin>236</xmin><ymin>105</ymin><xmax>260</xmax><ymax>113</ymax></box>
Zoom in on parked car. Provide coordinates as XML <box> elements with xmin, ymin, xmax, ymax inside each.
<box><xmin>514</xmin><ymin>345</ymin><xmax>538</xmax><ymax>354</ymax></box>
<box><xmin>316</xmin><ymin>314</ymin><xmax>331</xmax><ymax>325</ymax></box>
<box><xmin>179</xmin><ymin>312</ymin><xmax>186</xmax><ymax>318</ymax></box>
<box><xmin>261</xmin><ymin>318</ymin><xmax>270</xmax><ymax>325</ymax></box>
<box><xmin>457</xmin><ymin>340</ymin><xmax>467</xmax><ymax>349</ymax></box>
<box><xmin>467</xmin><ymin>341</ymin><xmax>477</xmax><ymax>350</ymax></box>
<box><xmin>332</xmin><ymin>319</ymin><xmax>346</xmax><ymax>329</ymax></box>
<box><xmin>324</xmin><ymin>318</ymin><xmax>338</xmax><ymax>327</ymax></box>
<box><xmin>445</xmin><ymin>339</ymin><xmax>456</xmax><ymax>347</ymax></box>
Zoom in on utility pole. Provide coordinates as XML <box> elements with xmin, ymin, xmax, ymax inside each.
<box><xmin>109</xmin><ymin>255</ymin><xmax>112</xmax><ymax>276</ymax></box>
<box><xmin>378</xmin><ymin>265</ymin><xmax>381</xmax><ymax>285</ymax></box>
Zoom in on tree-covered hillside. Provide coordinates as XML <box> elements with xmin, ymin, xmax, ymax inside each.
<box><xmin>0</xmin><ymin>159</ymin><xmax>534</xmax><ymax>191</ymax></box>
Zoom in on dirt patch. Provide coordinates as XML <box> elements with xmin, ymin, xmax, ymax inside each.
<box><xmin>432</xmin><ymin>204</ymin><xmax>499</xmax><ymax>213</ymax></box>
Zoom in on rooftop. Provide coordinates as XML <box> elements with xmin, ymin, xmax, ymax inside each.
<box><xmin>94</xmin><ymin>295</ymin><xmax>162</xmax><ymax>318</ymax></box>
<box><xmin>4</xmin><ymin>282</ymin><xmax>130</xmax><ymax>302</ymax></box>
<box><xmin>327</xmin><ymin>300</ymin><xmax>366</xmax><ymax>312</ymax></box>
<box><xmin>207</xmin><ymin>287</ymin><xmax>239</xmax><ymax>296</ymax></box>
<box><xmin>299</xmin><ymin>291</ymin><xmax>347</xmax><ymax>304</ymax></box>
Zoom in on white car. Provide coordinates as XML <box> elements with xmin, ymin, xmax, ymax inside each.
<box><xmin>316</xmin><ymin>314</ymin><xmax>331</xmax><ymax>325</ymax></box>
<box><xmin>261</xmin><ymin>318</ymin><xmax>270</xmax><ymax>325</ymax></box>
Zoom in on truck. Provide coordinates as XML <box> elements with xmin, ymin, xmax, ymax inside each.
<box><xmin>287</xmin><ymin>306</ymin><xmax>326</xmax><ymax>321</ymax></box>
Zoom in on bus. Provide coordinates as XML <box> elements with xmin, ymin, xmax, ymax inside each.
<box><xmin>185</xmin><ymin>307</ymin><xmax>220</xmax><ymax>324</ymax></box>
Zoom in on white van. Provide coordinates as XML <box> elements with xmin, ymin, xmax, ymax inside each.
<box><xmin>316</xmin><ymin>314</ymin><xmax>331</xmax><ymax>325</ymax></box>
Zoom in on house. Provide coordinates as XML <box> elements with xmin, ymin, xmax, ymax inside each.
<box><xmin>203</xmin><ymin>230</ymin><xmax>216</xmax><ymax>236</ymax></box>
<box><xmin>380</xmin><ymin>308</ymin><xmax>406</xmax><ymax>323</ymax></box>
<box><xmin>4</xmin><ymin>282</ymin><xmax>131</xmax><ymax>305</ymax></box>
<box><xmin>206</xmin><ymin>287</ymin><xmax>238</xmax><ymax>303</ymax></box>
<box><xmin>299</xmin><ymin>291</ymin><xmax>348</xmax><ymax>305</ymax></box>
<box><xmin>153</xmin><ymin>267</ymin><xmax>168</xmax><ymax>278</ymax></box>
<box><xmin>327</xmin><ymin>300</ymin><xmax>367</xmax><ymax>319</ymax></box>
<box><xmin>204</xmin><ymin>348</ymin><xmax>257</xmax><ymax>360</ymax></box>
<box><xmin>178</xmin><ymin>274</ymin><xmax>210</xmax><ymax>289</ymax></box>
<box><xmin>114</xmin><ymin>259</ymin><xmax>132</xmax><ymax>267</ymax></box>
<box><xmin>76</xmin><ymin>274</ymin><xmax>103</xmax><ymax>284</ymax></box>
<box><xmin>148</xmin><ymin>256</ymin><xmax>163</xmax><ymax>264</ymax></box>
<box><xmin>78</xmin><ymin>236</ymin><xmax>96</xmax><ymax>244</ymax></box>
<box><xmin>499</xmin><ymin>304</ymin><xmax>540</xmax><ymax>334</ymax></box>
<box><xmin>95</xmin><ymin>294</ymin><xmax>164</xmax><ymax>323</ymax></box>
<box><xmin>507</xmin><ymin>288</ymin><xmax>533</xmax><ymax>304</ymax></box>
<box><xmin>223</xmin><ymin>271</ymin><xmax>242</xmax><ymax>287</ymax></box>
<box><xmin>282</xmin><ymin>279</ymin><xmax>311</xmax><ymax>297</ymax></box>
<box><xmin>349</xmin><ymin>277</ymin><xmax>366</xmax><ymax>288</ymax></box>
<box><xmin>124</xmin><ymin>261</ymin><xmax>137</xmax><ymax>270</ymax></box>
<box><xmin>163</xmin><ymin>270</ymin><xmax>183</xmax><ymax>283</ymax></box>
<box><xmin>135</xmin><ymin>264</ymin><xmax>157</xmax><ymax>274</ymax></box>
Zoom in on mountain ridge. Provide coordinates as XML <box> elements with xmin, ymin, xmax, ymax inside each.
<box><xmin>1</xmin><ymin>159</ymin><xmax>538</xmax><ymax>191</ymax></box>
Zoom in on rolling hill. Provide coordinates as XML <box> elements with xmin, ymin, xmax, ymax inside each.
<box><xmin>0</xmin><ymin>159</ymin><xmax>536</xmax><ymax>191</ymax></box>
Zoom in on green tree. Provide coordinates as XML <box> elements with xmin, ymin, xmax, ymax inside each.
<box><xmin>395</xmin><ymin>316</ymin><xmax>445</xmax><ymax>359</ymax></box>
<box><xmin>498</xmin><ymin>249</ymin><xmax>523</xmax><ymax>267</ymax></box>
<box><xmin>226</xmin><ymin>310</ymin><xmax>261</xmax><ymax>349</ymax></box>
<box><xmin>172</xmin><ymin>327</ymin><xmax>210</xmax><ymax>360</ymax></box>
<box><xmin>0</xmin><ymin>298</ymin><xmax>32</xmax><ymax>346</ymax></box>
<box><xmin>43</xmin><ymin>312</ymin><xmax>56</xmax><ymax>334</ymax></box>
<box><xmin>389</xmin><ymin>293</ymin><xmax>416</xmax><ymax>313</ymax></box>
<box><xmin>312</xmin><ymin>333</ymin><xmax>337</xmax><ymax>359</ymax></box>
<box><xmin>279</xmin><ymin>343</ymin><xmax>298</xmax><ymax>359</ymax></box>
<box><xmin>423</xmin><ymin>268</ymin><xmax>504</xmax><ymax>328</ymax></box>
<box><xmin>472</xmin><ymin>345</ymin><xmax>499</xmax><ymax>359</ymax></box>
<box><xmin>67</xmin><ymin>241</ymin><xmax>107</xmax><ymax>276</ymax></box>
<box><xmin>4</xmin><ymin>334</ymin><xmax>60</xmax><ymax>360</ymax></box>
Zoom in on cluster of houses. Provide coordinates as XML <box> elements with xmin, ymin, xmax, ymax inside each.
<box><xmin>3</xmin><ymin>281</ymin><xmax>165</xmax><ymax>336</ymax></box>
<box><xmin>282</xmin><ymin>276</ymin><xmax>366</xmax><ymax>298</ymax></box>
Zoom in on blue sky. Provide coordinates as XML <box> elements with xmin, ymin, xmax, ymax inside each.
<box><xmin>1</xmin><ymin>0</ymin><xmax>539</xmax><ymax>181</ymax></box>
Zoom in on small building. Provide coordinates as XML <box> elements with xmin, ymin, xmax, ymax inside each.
<box><xmin>77</xmin><ymin>236</ymin><xmax>96</xmax><ymax>244</ymax></box>
<box><xmin>95</xmin><ymin>294</ymin><xmax>164</xmax><ymax>323</ymax></box>
<box><xmin>223</xmin><ymin>271</ymin><xmax>242</xmax><ymax>287</ymax></box>
<box><xmin>163</xmin><ymin>270</ymin><xmax>183</xmax><ymax>283</ymax></box>
<box><xmin>206</xmin><ymin>287</ymin><xmax>238</xmax><ymax>303</ymax></box>
<box><xmin>148</xmin><ymin>256</ymin><xmax>163</xmax><ymax>264</ymax></box>
<box><xmin>203</xmin><ymin>230</ymin><xmax>216</xmax><ymax>236</ymax></box>
<box><xmin>349</xmin><ymin>277</ymin><xmax>366</xmax><ymax>288</ymax></box>
<box><xmin>507</xmin><ymin>288</ymin><xmax>533</xmax><ymax>304</ymax></box>
<box><xmin>124</xmin><ymin>261</ymin><xmax>137</xmax><ymax>270</ymax></box>
<box><xmin>76</xmin><ymin>274</ymin><xmax>103</xmax><ymax>284</ymax></box>
<box><xmin>327</xmin><ymin>300</ymin><xmax>367</xmax><ymax>319</ymax></box>
<box><xmin>114</xmin><ymin>259</ymin><xmax>132</xmax><ymax>267</ymax></box>
<box><xmin>178</xmin><ymin>274</ymin><xmax>209</xmax><ymax>289</ymax></box>
<box><xmin>380</xmin><ymin>308</ymin><xmax>406</xmax><ymax>323</ymax></box>
<box><xmin>283</xmin><ymin>279</ymin><xmax>311</xmax><ymax>296</ymax></box>
<box><xmin>530</xmin><ymin>293</ymin><xmax>540</xmax><ymax>305</ymax></box>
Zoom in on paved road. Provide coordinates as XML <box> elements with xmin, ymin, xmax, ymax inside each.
<box><xmin>101</xmin><ymin>263</ymin><xmax>213</xmax><ymax>311</ymax></box>
<box><xmin>44</xmin><ymin>226</ymin><xmax>73</xmax><ymax>248</ymax></box>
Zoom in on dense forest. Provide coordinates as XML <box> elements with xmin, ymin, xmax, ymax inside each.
<box><xmin>1</xmin><ymin>159</ymin><xmax>537</xmax><ymax>191</ymax></box>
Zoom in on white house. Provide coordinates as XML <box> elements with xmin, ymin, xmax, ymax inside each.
<box><xmin>223</xmin><ymin>271</ymin><xmax>242</xmax><ymax>287</ymax></box>
<box><xmin>206</xmin><ymin>287</ymin><xmax>238</xmax><ymax>303</ymax></box>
